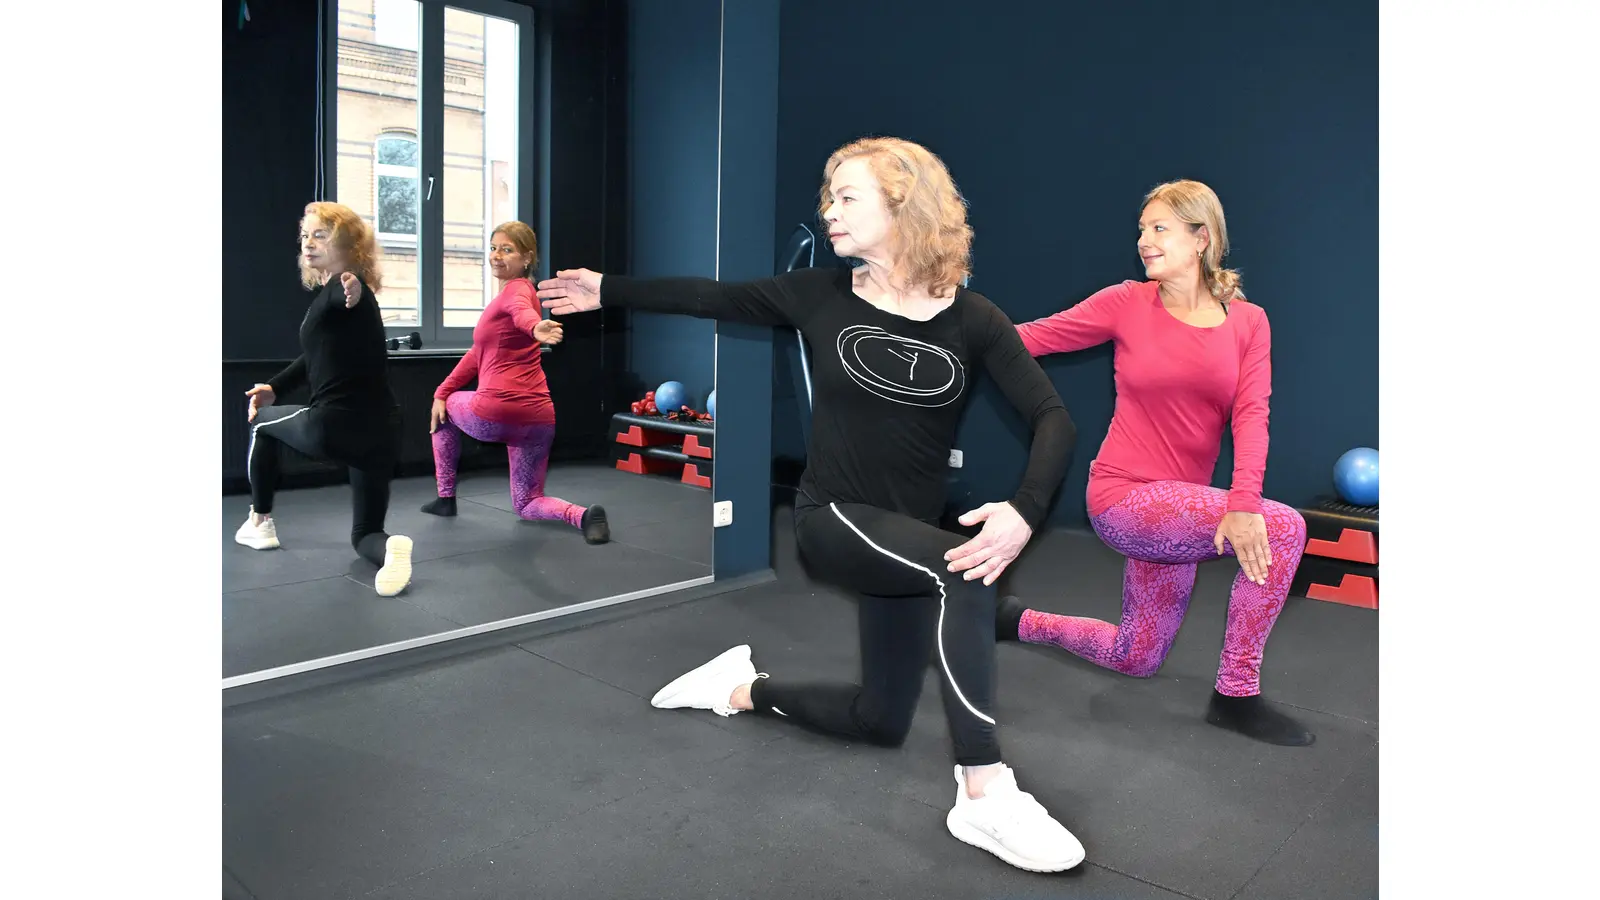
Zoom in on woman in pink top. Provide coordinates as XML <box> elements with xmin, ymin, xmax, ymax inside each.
<box><xmin>991</xmin><ymin>181</ymin><xmax>1312</xmax><ymax>746</ymax></box>
<box><xmin>422</xmin><ymin>221</ymin><xmax>609</xmax><ymax>544</ymax></box>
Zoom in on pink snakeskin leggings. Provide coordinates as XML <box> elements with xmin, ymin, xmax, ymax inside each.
<box><xmin>1019</xmin><ymin>480</ymin><xmax>1307</xmax><ymax>696</ymax></box>
<box><xmin>432</xmin><ymin>392</ymin><xmax>584</xmax><ymax>529</ymax></box>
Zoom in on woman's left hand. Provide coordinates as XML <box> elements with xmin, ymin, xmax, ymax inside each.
<box><xmin>944</xmin><ymin>502</ymin><xmax>1033</xmax><ymax>586</ymax></box>
<box><xmin>340</xmin><ymin>272</ymin><xmax>362</xmax><ymax>308</ymax></box>
<box><xmin>533</xmin><ymin>319</ymin><xmax>564</xmax><ymax>345</ymax></box>
<box><xmin>1215</xmin><ymin>511</ymin><xmax>1272</xmax><ymax>586</ymax></box>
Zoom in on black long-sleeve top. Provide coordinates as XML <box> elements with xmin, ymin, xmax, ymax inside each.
<box><xmin>602</xmin><ymin>267</ymin><xmax>1076</xmax><ymax>529</ymax></box>
<box><xmin>267</xmin><ymin>278</ymin><xmax>396</xmax><ymax>421</ymax></box>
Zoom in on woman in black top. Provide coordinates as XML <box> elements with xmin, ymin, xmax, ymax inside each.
<box><xmin>235</xmin><ymin>202</ymin><xmax>414</xmax><ymax>598</ymax></box>
<box><xmin>538</xmin><ymin>138</ymin><xmax>1085</xmax><ymax>872</ymax></box>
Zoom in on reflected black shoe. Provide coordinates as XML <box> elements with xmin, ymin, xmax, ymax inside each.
<box><xmin>420</xmin><ymin>496</ymin><xmax>457</xmax><ymax>517</ymax></box>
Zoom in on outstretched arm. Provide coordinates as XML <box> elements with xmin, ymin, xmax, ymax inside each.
<box><xmin>503</xmin><ymin>281</ymin><xmax>564</xmax><ymax>345</ymax></box>
<box><xmin>537</xmin><ymin>267</ymin><xmax>824</xmax><ymax>330</ymax></box>
<box><xmin>503</xmin><ymin>281</ymin><xmax>545</xmax><ymax>335</ymax></box>
<box><xmin>1014</xmin><ymin>281</ymin><xmax>1131</xmax><ymax>356</ymax></box>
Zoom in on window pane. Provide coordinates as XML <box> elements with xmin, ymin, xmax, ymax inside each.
<box><xmin>376</xmin><ymin>137</ymin><xmax>418</xmax><ymax>167</ymax></box>
<box><xmin>337</xmin><ymin>0</ymin><xmax>421</xmax><ymax>328</ymax></box>
<box><xmin>378</xmin><ymin>175</ymin><xmax>419</xmax><ymax>235</ymax></box>
<box><xmin>373</xmin><ymin>0</ymin><xmax>419</xmax><ymax>51</ymax></box>
<box><xmin>442</xmin><ymin>7</ymin><xmax>518</xmax><ymax>330</ymax></box>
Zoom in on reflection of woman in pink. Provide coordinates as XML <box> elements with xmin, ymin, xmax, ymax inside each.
<box><xmin>998</xmin><ymin>181</ymin><xmax>1312</xmax><ymax>747</ymax></box>
<box><xmin>422</xmin><ymin>221</ymin><xmax>609</xmax><ymax>544</ymax></box>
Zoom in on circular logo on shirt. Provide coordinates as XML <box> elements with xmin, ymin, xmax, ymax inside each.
<box><xmin>835</xmin><ymin>325</ymin><xmax>966</xmax><ymax>407</ymax></box>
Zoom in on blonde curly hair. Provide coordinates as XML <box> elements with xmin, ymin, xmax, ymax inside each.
<box><xmin>299</xmin><ymin>201</ymin><xmax>384</xmax><ymax>293</ymax></box>
<box><xmin>819</xmin><ymin>137</ymin><xmax>973</xmax><ymax>297</ymax></box>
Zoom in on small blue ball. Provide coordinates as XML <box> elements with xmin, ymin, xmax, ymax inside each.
<box><xmin>1333</xmin><ymin>447</ymin><xmax>1379</xmax><ymax>507</ymax></box>
<box><xmin>655</xmin><ymin>380</ymin><xmax>686</xmax><ymax>413</ymax></box>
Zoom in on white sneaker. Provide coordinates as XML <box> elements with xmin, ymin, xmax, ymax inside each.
<box><xmin>234</xmin><ymin>511</ymin><xmax>280</xmax><ymax>550</ymax></box>
<box><xmin>374</xmin><ymin>534</ymin><xmax>414</xmax><ymax>597</ymax></box>
<box><xmin>649</xmin><ymin>645</ymin><xmax>765</xmax><ymax>717</ymax></box>
<box><xmin>946</xmin><ymin>765</ymin><xmax>1086</xmax><ymax>873</ymax></box>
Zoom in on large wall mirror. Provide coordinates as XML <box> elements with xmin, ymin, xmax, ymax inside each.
<box><xmin>221</xmin><ymin>0</ymin><xmax>720</xmax><ymax>690</ymax></box>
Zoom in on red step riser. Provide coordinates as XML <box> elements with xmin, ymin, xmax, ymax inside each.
<box><xmin>615</xmin><ymin>453</ymin><xmax>712</xmax><ymax>489</ymax></box>
<box><xmin>1304</xmin><ymin>527</ymin><xmax>1378</xmax><ymax>565</ymax></box>
<box><xmin>1305</xmin><ymin>575</ymin><xmax>1378</xmax><ymax>609</ymax></box>
<box><xmin>615</xmin><ymin>425</ymin><xmax>681</xmax><ymax>448</ymax></box>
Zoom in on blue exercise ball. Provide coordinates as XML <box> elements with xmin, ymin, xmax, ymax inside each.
<box><xmin>655</xmin><ymin>380</ymin><xmax>687</xmax><ymax>413</ymax></box>
<box><xmin>707</xmin><ymin>389</ymin><xmax>717</xmax><ymax>419</ymax></box>
<box><xmin>1333</xmin><ymin>447</ymin><xmax>1379</xmax><ymax>507</ymax></box>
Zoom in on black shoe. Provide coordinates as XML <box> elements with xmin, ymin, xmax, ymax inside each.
<box><xmin>995</xmin><ymin>594</ymin><xmax>1028</xmax><ymax>642</ymax></box>
<box><xmin>1204</xmin><ymin>690</ymin><xmax>1316</xmax><ymax>746</ymax></box>
<box><xmin>582</xmin><ymin>505</ymin><xmax>610</xmax><ymax>544</ymax></box>
<box><xmin>421</xmin><ymin>496</ymin><xmax>458</xmax><ymax>517</ymax></box>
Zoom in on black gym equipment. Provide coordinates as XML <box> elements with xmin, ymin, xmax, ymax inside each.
<box><xmin>779</xmin><ymin>224</ymin><xmax>818</xmax><ymax>444</ymax></box>
<box><xmin>387</xmin><ymin>331</ymin><xmax>423</xmax><ymax>351</ymax></box>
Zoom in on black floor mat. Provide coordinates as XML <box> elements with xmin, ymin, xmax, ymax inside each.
<box><xmin>224</xmin><ymin>466</ymin><xmax>714</xmax><ymax>677</ymax></box>
<box><xmin>225</xmin><ymin>509</ymin><xmax>1377</xmax><ymax>899</ymax></box>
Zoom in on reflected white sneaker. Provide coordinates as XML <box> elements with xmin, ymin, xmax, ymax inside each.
<box><xmin>946</xmin><ymin>765</ymin><xmax>1085</xmax><ymax>873</ymax></box>
<box><xmin>650</xmin><ymin>645</ymin><xmax>764</xmax><ymax>717</ymax></box>
<box><xmin>234</xmin><ymin>510</ymin><xmax>280</xmax><ymax>550</ymax></box>
<box><xmin>374</xmin><ymin>535</ymin><xmax>413</xmax><ymax>597</ymax></box>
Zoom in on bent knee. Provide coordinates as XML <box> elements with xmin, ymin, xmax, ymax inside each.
<box><xmin>860</xmin><ymin>715</ymin><xmax>915</xmax><ymax>748</ymax></box>
<box><xmin>1123</xmin><ymin>655</ymin><xmax>1165</xmax><ymax>679</ymax></box>
<box><xmin>1262</xmin><ymin>501</ymin><xmax>1308</xmax><ymax>547</ymax></box>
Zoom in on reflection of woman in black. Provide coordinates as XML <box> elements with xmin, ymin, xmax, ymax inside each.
<box><xmin>235</xmin><ymin>201</ymin><xmax>413</xmax><ymax>598</ymax></box>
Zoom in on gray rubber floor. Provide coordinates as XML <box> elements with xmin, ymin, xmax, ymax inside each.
<box><xmin>223</xmin><ymin>463</ymin><xmax>713</xmax><ymax>677</ymax></box>
<box><xmin>223</xmin><ymin>504</ymin><xmax>1378</xmax><ymax>899</ymax></box>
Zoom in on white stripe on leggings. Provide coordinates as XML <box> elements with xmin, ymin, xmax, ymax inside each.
<box><xmin>826</xmin><ymin>503</ymin><xmax>995</xmax><ymax>726</ymax></box>
<box><xmin>246</xmin><ymin>406</ymin><xmax>311</xmax><ymax>493</ymax></box>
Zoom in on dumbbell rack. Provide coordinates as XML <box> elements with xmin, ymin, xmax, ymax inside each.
<box><xmin>1290</xmin><ymin>498</ymin><xmax>1378</xmax><ymax>609</ymax></box>
<box><xmin>609</xmin><ymin>413</ymin><xmax>714</xmax><ymax>489</ymax></box>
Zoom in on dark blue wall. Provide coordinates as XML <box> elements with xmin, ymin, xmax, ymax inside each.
<box><xmin>624</xmin><ymin>0</ymin><xmax>781</xmax><ymax>577</ymax></box>
<box><xmin>625</xmin><ymin>0</ymin><xmax>720</xmax><ymax>408</ymax></box>
<box><xmin>772</xmin><ymin>0</ymin><xmax>1378</xmax><ymax>527</ymax></box>
<box><xmin>711</xmin><ymin>0</ymin><xmax>782</xmax><ymax>577</ymax></box>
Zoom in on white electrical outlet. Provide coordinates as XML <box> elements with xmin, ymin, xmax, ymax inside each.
<box><xmin>713</xmin><ymin>500</ymin><xmax>733</xmax><ymax>527</ymax></box>
<box><xmin>948</xmin><ymin>449</ymin><xmax>963</xmax><ymax>468</ymax></box>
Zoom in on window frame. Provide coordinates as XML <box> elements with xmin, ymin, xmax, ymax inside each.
<box><xmin>323</xmin><ymin>0</ymin><xmax>541</xmax><ymax>350</ymax></box>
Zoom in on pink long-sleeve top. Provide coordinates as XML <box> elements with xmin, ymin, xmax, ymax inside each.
<box><xmin>435</xmin><ymin>278</ymin><xmax>554</xmax><ymax>425</ymax></box>
<box><xmin>1015</xmin><ymin>279</ymin><xmax>1272</xmax><ymax>518</ymax></box>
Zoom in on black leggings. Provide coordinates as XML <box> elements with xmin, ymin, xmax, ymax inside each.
<box><xmin>248</xmin><ymin>404</ymin><xmax>400</xmax><ymax>566</ymax></box>
<box><xmin>749</xmin><ymin>499</ymin><xmax>1001</xmax><ymax>766</ymax></box>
